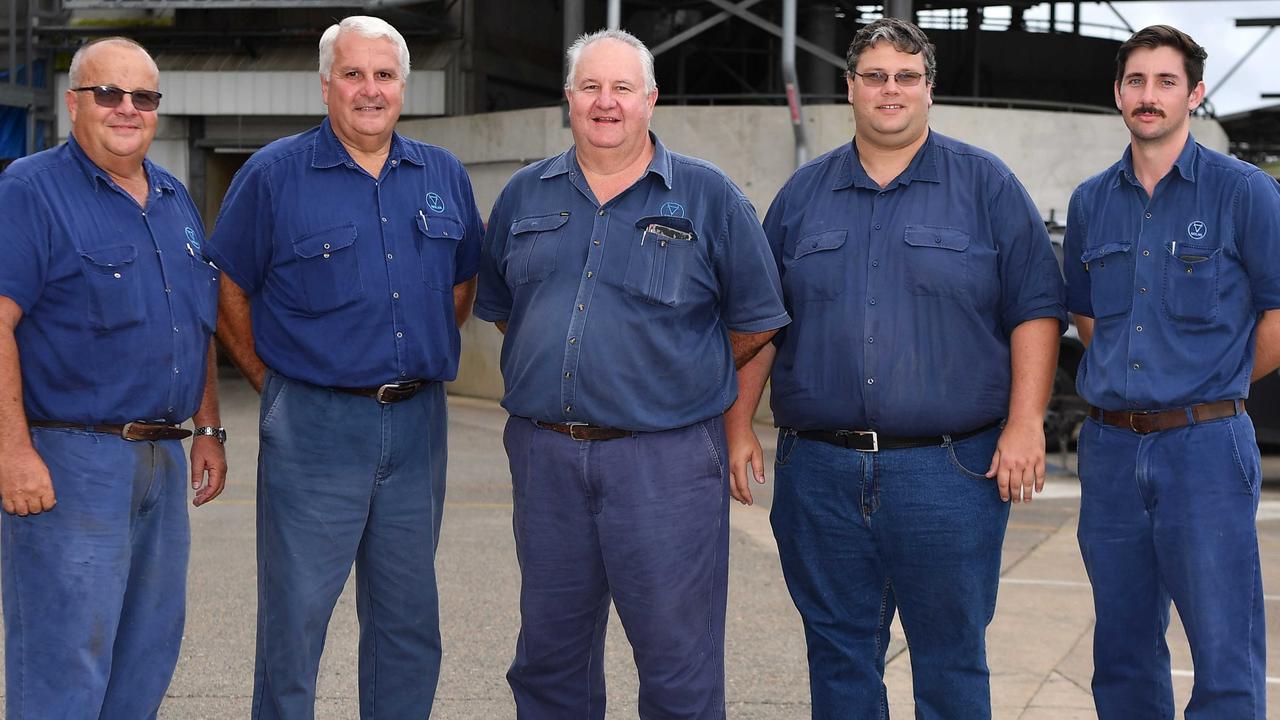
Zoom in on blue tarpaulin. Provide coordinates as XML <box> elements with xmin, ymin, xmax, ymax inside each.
<box><xmin>0</xmin><ymin>60</ymin><xmax>49</xmax><ymax>159</ymax></box>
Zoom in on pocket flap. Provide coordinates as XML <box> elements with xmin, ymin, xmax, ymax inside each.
<box><xmin>292</xmin><ymin>224</ymin><xmax>357</xmax><ymax>259</ymax></box>
<box><xmin>793</xmin><ymin>229</ymin><xmax>847</xmax><ymax>260</ymax></box>
<box><xmin>512</xmin><ymin>213</ymin><xmax>569</xmax><ymax>235</ymax></box>
<box><xmin>80</xmin><ymin>244</ymin><xmax>137</xmax><ymax>268</ymax></box>
<box><xmin>633</xmin><ymin>215</ymin><xmax>696</xmax><ymax>237</ymax></box>
<box><xmin>1079</xmin><ymin>242</ymin><xmax>1132</xmax><ymax>264</ymax></box>
<box><xmin>1165</xmin><ymin>242</ymin><xmax>1221</xmax><ymax>264</ymax></box>
<box><xmin>904</xmin><ymin>225</ymin><xmax>970</xmax><ymax>252</ymax></box>
<box><xmin>417</xmin><ymin>214</ymin><xmax>466</xmax><ymax>240</ymax></box>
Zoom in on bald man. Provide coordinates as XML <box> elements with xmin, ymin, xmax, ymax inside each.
<box><xmin>0</xmin><ymin>37</ymin><xmax>224</xmax><ymax>718</ymax></box>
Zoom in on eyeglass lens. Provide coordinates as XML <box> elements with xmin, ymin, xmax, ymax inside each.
<box><xmin>79</xmin><ymin>86</ymin><xmax>162</xmax><ymax>111</ymax></box>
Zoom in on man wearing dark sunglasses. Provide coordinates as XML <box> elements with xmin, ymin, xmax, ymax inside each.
<box><xmin>0</xmin><ymin>36</ymin><xmax>226</xmax><ymax>718</ymax></box>
<box><xmin>207</xmin><ymin>15</ymin><xmax>482</xmax><ymax>719</ymax></box>
<box><xmin>726</xmin><ymin>18</ymin><xmax>1065</xmax><ymax>718</ymax></box>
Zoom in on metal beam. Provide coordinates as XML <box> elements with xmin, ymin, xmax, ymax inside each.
<box><xmin>701</xmin><ymin>0</ymin><xmax>845</xmax><ymax>70</ymax></box>
<box><xmin>1237</xmin><ymin>17</ymin><xmax>1280</xmax><ymax>27</ymax></box>
<box><xmin>607</xmin><ymin>0</ymin><xmax>620</xmax><ymax>30</ymax></box>
<box><xmin>781</xmin><ymin>0</ymin><xmax>807</xmax><ymax>168</ymax></box>
<box><xmin>0</xmin><ymin>84</ymin><xmax>37</xmax><ymax>108</ymax></box>
<box><xmin>62</xmin><ymin>1</ymin><xmax>374</xmax><ymax>7</ymax></box>
<box><xmin>885</xmin><ymin>0</ymin><xmax>912</xmax><ymax>20</ymax></box>
<box><xmin>650</xmin><ymin>0</ymin><xmax>766</xmax><ymax>58</ymax></box>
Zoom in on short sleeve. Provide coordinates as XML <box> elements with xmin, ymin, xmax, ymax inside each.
<box><xmin>453</xmin><ymin>159</ymin><xmax>484</xmax><ymax>286</ymax></box>
<box><xmin>474</xmin><ymin>184</ymin><xmax>515</xmax><ymax>323</ymax></box>
<box><xmin>715</xmin><ymin>195</ymin><xmax>790</xmax><ymax>333</ymax></box>
<box><xmin>0</xmin><ymin>176</ymin><xmax>50</xmax><ymax>312</ymax></box>
<box><xmin>990</xmin><ymin>173</ymin><xmax>1067</xmax><ymax>335</ymax></box>
<box><xmin>1062</xmin><ymin>185</ymin><xmax>1093</xmax><ymax>318</ymax></box>
<box><xmin>1237</xmin><ymin>171</ymin><xmax>1280</xmax><ymax>312</ymax></box>
<box><xmin>205</xmin><ymin>159</ymin><xmax>275</xmax><ymax>295</ymax></box>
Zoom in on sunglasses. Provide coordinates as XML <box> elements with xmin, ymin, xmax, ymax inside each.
<box><xmin>849</xmin><ymin>70</ymin><xmax>926</xmax><ymax>88</ymax></box>
<box><xmin>72</xmin><ymin>85</ymin><xmax>163</xmax><ymax>112</ymax></box>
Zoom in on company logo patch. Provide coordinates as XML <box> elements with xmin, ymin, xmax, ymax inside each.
<box><xmin>426</xmin><ymin>192</ymin><xmax>446</xmax><ymax>214</ymax></box>
<box><xmin>659</xmin><ymin>201</ymin><xmax>686</xmax><ymax>218</ymax></box>
<box><xmin>185</xmin><ymin>226</ymin><xmax>200</xmax><ymax>252</ymax></box>
<box><xmin>1187</xmin><ymin>220</ymin><xmax>1207</xmax><ymax>241</ymax></box>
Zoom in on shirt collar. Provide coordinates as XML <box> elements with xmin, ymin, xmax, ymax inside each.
<box><xmin>540</xmin><ymin>132</ymin><xmax>674</xmax><ymax>190</ymax></box>
<box><xmin>1116</xmin><ymin>133</ymin><xmax>1198</xmax><ymax>188</ymax></box>
<box><xmin>311</xmin><ymin>117</ymin><xmax>419</xmax><ymax>169</ymax></box>
<box><xmin>66</xmin><ymin>133</ymin><xmax>175</xmax><ymax>194</ymax></box>
<box><xmin>833</xmin><ymin>130</ymin><xmax>940</xmax><ymax>191</ymax></box>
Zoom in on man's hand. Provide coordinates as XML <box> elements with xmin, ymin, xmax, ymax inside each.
<box><xmin>727</xmin><ymin>421</ymin><xmax>765</xmax><ymax>505</ymax></box>
<box><xmin>0</xmin><ymin>447</ymin><xmax>55</xmax><ymax>516</ymax></box>
<box><xmin>190</xmin><ymin>436</ymin><xmax>227</xmax><ymax>507</ymax></box>
<box><xmin>986</xmin><ymin>418</ymin><xmax>1045</xmax><ymax>503</ymax></box>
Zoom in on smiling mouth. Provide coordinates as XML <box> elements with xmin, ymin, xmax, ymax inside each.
<box><xmin>591</xmin><ymin>116</ymin><xmax>621</xmax><ymax>123</ymax></box>
<box><xmin>1133</xmin><ymin>107</ymin><xmax>1165</xmax><ymax>118</ymax></box>
<box><xmin>878</xmin><ymin>104</ymin><xmax>904</xmax><ymax>110</ymax></box>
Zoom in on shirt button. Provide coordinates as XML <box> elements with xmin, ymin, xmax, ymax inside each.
<box><xmin>141</xmin><ymin>211</ymin><xmax>147</xmax><ymax>217</ymax></box>
<box><xmin>586</xmin><ymin>271</ymin><xmax>594</xmax><ymax>278</ymax></box>
<box><xmin>346</xmin><ymin>162</ymin><xmax>355</xmax><ymax>169</ymax></box>
<box><xmin>598</xmin><ymin>210</ymin><xmax>605</xmax><ymax>216</ymax></box>
<box><xmin>568</xmin><ymin>337</ymin><xmax>577</xmax><ymax>344</ymax></box>
<box><xmin>1142</xmin><ymin>250</ymin><xmax>1150</xmax><ymax>257</ymax></box>
<box><xmin>565</xmin><ymin>405</ymin><xmax>573</xmax><ymax>412</ymax></box>
<box><xmin>381</xmin><ymin>217</ymin><xmax>388</xmax><ymax>223</ymax></box>
<box><xmin>1133</xmin><ymin>362</ymin><xmax>1141</xmax><ymax>370</ymax></box>
<box><xmin>564</xmin><ymin>371</ymin><xmax>572</xmax><ymax>378</ymax></box>
<box><xmin>173</xmin><ymin>326</ymin><xmax>179</xmax><ymax>333</ymax></box>
<box><xmin>323</xmin><ymin>253</ymin><xmax>331</xmax><ymax>259</ymax></box>
<box><xmin>392</xmin><ymin>292</ymin><xmax>400</xmax><ymax>299</ymax></box>
<box><xmin>391</xmin><ymin>159</ymin><xmax>398</xmax><ymax>166</ymax></box>
<box><xmin>866</xmin><ymin>378</ymin><xmax>875</xmax><ymax>385</ymax></box>
<box><xmin>396</xmin><ymin>331</ymin><xmax>403</xmax><ymax>338</ymax></box>
<box><xmin>593</xmin><ymin>239</ymin><xmax>601</xmax><ymax>246</ymax></box>
<box><xmin>577</xmin><ymin>304</ymin><xmax>585</xmax><ymax>311</ymax></box>
<box><xmin>935</xmin><ymin>238</ymin><xmax>942</xmax><ymax>244</ymax></box>
<box><xmin>386</xmin><ymin>253</ymin><xmax>394</xmax><ymax>260</ymax></box>
<box><xmin>1145</xmin><ymin>212</ymin><xmax>1152</xmax><ymax>219</ymax></box>
<box><xmin>174</xmin><ymin>367</ymin><xmax>180</xmax><ymax>374</ymax></box>
<box><xmin>1136</xmin><ymin>325</ymin><xmax>1143</xmax><ymax>332</ymax></box>
<box><xmin>167</xmin><ymin>406</ymin><xmax>174</xmax><ymax>413</ymax></box>
<box><xmin>871</xmin><ymin>261</ymin><xmax>879</xmax><ymax>268</ymax></box>
<box><xmin>874</xmin><ymin>223</ymin><xmax>881</xmax><ymax>230</ymax></box>
<box><xmin>878</xmin><ymin>192</ymin><xmax>886</xmax><ymax>197</ymax></box>
<box><xmin>867</xmin><ymin>337</ymin><xmax>874</xmax><ymax>344</ymax></box>
<box><xmin>1139</xmin><ymin>287</ymin><xmax>1148</xmax><ymax>294</ymax></box>
<box><xmin>113</xmin><ymin>272</ymin><xmax>122</xmax><ymax>279</ymax></box>
<box><xmin>868</xmin><ymin>298</ymin><xmax>876</xmax><ymax>306</ymax></box>
<box><xmin>323</xmin><ymin>243</ymin><xmax>331</xmax><ymax>250</ymax></box>
<box><xmin>164</xmin><ymin>287</ymin><xmax>172</xmax><ymax>293</ymax></box>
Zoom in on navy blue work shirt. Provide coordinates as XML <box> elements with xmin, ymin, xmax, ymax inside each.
<box><xmin>1064</xmin><ymin>135</ymin><xmax>1280</xmax><ymax>411</ymax></box>
<box><xmin>763</xmin><ymin>131</ymin><xmax>1066</xmax><ymax>435</ymax></box>
<box><xmin>475</xmin><ymin>134</ymin><xmax>789</xmax><ymax>432</ymax></box>
<box><xmin>0</xmin><ymin>135</ymin><xmax>216</xmax><ymax>424</ymax></box>
<box><xmin>206</xmin><ymin>119</ymin><xmax>482</xmax><ymax>387</ymax></box>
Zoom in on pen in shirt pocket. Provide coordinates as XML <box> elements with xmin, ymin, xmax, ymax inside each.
<box><xmin>1166</xmin><ymin>240</ymin><xmax>1208</xmax><ymax>263</ymax></box>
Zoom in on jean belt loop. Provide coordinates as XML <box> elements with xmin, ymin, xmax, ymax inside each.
<box><xmin>1186</xmin><ymin>406</ymin><xmax>1196</xmax><ymax>426</ymax></box>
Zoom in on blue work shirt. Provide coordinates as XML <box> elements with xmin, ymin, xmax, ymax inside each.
<box><xmin>206</xmin><ymin>119</ymin><xmax>482</xmax><ymax>387</ymax></box>
<box><xmin>1064</xmin><ymin>135</ymin><xmax>1280</xmax><ymax>411</ymax></box>
<box><xmin>0</xmin><ymin>135</ymin><xmax>216</xmax><ymax>424</ymax></box>
<box><xmin>763</xmin><ymin>131</ymin><xmax>1066</xmax><ymax>435</ymax></box>
<box><xmin>475</xmin><ymin>134</ymin><xmax>789</xmax><ymax>432</ymax></box>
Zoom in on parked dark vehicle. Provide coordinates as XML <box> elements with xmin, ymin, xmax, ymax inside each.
<box><xmin>1045</xmin><ymin>223</ymin><xmax>1280</xmax><ymax>451</ymax></box>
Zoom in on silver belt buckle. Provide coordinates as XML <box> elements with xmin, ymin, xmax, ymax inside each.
<box><xmin>566</xmin><ymin>422</ymin><xmax>589</xmax><ymax>441</ymax></box>
<box><xmin>374</xmin><ymin>383</ymin><xmax>401</xmax><ymax>404</ymax></box>
<box><xmin>853</xmin><ymin>430</ymin><xmax>878</xmax><ymax>452</ymax></box>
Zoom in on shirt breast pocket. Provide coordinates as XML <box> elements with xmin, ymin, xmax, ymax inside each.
<box><xmin>1079</xmin><ymin>242</ymin><xmax>1134</xmax><ymax>319</ymax></box>
<box><xmin>506</xmin><ymin>213</ymin><xmax>568</xmax><ymax>287</ymax></box>
<box><xmin>782</xmin><ymin>229</ymin><xmax>847</xmax><ymax>302</ymax></box>
<box><xmin>1162</xmin><ymin>241</ymin><xmax>1221</xmax><ymax>323</ymax></box>
<box><xmin>416</xmin><ymin>213</ymin><xmax>464</xmax><ymax>291</ymax></box>
<box><xmin>903</xmin><ymin>225</ymin><xmax>972</xmax><ymax>300</ymax></box>
<box><xmin>190</xmin><ymin>256</ymin><xmax>219</xmax><ymax>332</ymax></box>
<box><xmin>289</xmin><ymin>223</ymin><xmax>363</xmax><ymax>315</ymax></box>
<box><xmin>622</xmin><ymin>216</ymin><xmax>698</xmax><ymax>307</ymax></box>
<box><xmin>80</xmin><ymin>244</ymin><xmax>145</xmax><ymax>331</ymax></box>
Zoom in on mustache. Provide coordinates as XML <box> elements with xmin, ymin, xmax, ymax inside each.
<box><xmin>1132</xmin><ymin>105</ymin><xmax>1165</xmax><ymax>117</ymax></box>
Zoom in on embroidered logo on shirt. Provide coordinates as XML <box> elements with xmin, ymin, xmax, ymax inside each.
<box><xmin>1187</xmin><ymin>220</ymin><xmax>1207</xmax><ymax>241</ymax></box>
<box><xmin>426</xmin><ymin>192</ymin><xmax>446</xmax><ymax>214</ymax></box>
<box><xmin>659</xmin><ymin>201</ymin><xmax>686</xmax><ymax>218</ymax></box>
<box><xmin>185</xmin><ymin>226</ymin><xmax>200</xmax><ymax>253</ymax></box>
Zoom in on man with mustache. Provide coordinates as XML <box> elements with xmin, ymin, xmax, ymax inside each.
<box><xmin>206</xmin><ymin>16</ymin><xmax>482</xmax><ymax>719</ymax></box>
<box><xmin>1064</xmin><ymin>25</ymin><xmax>1280</xmax><ymax>719</ymax></box>
<box><xmin>0</xmin><ymin>37</ymin><xmax>225</xmax><ymax>717</ymax></box>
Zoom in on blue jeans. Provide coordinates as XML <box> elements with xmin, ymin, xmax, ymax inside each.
<box><xmin>503</xmin><ymin>416</ymin><xmax>729</xmax><ymax>720</ymax></box>
<box><xmin>1077</xmin><ymin>413</ymin><xmax>1265</xmax><ymax>720</ymax></box>
<box><xmin>2</xmin><ymin>427</ymin><xmax>190</xmax><ymax>720</ymax></box>
<box><xmin>252</xmin><ymin>371</ymin><xmax>448</xmax><ymax>720</ymax></box>
<box><xmin>770</xmin><ymin>425</ymin><xmax>1008</xmax><ymax>720</ymax></box>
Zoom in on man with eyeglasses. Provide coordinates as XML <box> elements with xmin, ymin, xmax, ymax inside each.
<box><xmin>1065</xmin><ymin>26</ymin><xmax>1280</xmax><ymax>719</ymax></box>
<box><xmin>726</xmin><ymin>18</ymin><xmax>1064</xmax><ymax>718</ymax></box>
<box><xmin>0</xmin><ymin>36</ymin><xmax>226</xmax><ymax>717</ymax></box>
<box><xmin>206</xmin><ymin>16</ymin><xmax>481</xmax><ymax>719</ymax></box>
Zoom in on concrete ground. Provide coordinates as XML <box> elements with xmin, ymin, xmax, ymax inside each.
<box><xmin>6</xmin><ymin>374</ymin><xmax>1280</xmax><ymax>718</ymax></box>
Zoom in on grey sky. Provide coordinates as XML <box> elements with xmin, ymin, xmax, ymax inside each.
<box><xmin>1012</xmin><ymin>1</ymin><xmax>1280</xmax><ymax>116</ymax></box>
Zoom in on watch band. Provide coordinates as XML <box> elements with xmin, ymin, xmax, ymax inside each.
<box><xmin>194</xmin><ymin>426</ymin><xmax>227</xmax><ymax>444</ymax></box>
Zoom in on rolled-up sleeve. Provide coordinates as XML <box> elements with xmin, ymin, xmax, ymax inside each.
<box><xmin>474</xmin><ymin>185</ymin><xmax>514</xmax><ymax>323</ymax></box>
<box><xmin>1237</xmin><ymin>171</ymin><xmax>1280</xmax><ymax>312</ymax></box>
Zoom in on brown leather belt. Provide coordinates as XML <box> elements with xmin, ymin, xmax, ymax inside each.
<box><xmin>1088</xmin><ymin>399</ymin><xmax>1242</xmax><ymax>435</ymax></box>
<box><xmin>29</xmin><ymin>420</ymin><xmax>192</xmax><ymax>441</ymax></box>
<box><xmin>331</xmin><ymin>380</ymin><xmax>427</xmax><ymax>404</ymax></box>
<box><xmin>536</xmin><ymin>421</ymin><xmax>632</xmax><ymax>441</ymax></box>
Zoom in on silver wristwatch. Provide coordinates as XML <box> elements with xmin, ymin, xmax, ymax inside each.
<box><xmin>194</xmin><ymin>426</ymin><xmax>227</xmax><ymax>444</ymax></box>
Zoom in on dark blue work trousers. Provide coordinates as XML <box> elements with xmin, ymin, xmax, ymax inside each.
<box><xmin>502</xmin><ymin>416</ymin><xmax>730</xmax><ymax>720</ymax></box>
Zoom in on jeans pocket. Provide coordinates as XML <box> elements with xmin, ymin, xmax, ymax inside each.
<box><xmin>946</xmin><ymin>433</ymin><xmax>994</xmax><ymax>481</ymax></box>
<box><xmin>696</xmin><ymin>420</ymin><xmax>726</xmax><ymax>479</ymax></box>
<box><xmin>259</xmin><ymin>370</ymin><xmax>290</xmax><ymax>433</ymax></box>
<box><xmin>1227</xmin><ymin>417</ymin><xmax>1262</xmax><ymax>496</ymax></box>
<box><xmin>775</xmin><ymin>429</ymin><xmax>798</xmax><ymax>467</ymax></box>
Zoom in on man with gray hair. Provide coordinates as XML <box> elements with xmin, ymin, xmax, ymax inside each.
<box><xmin>476</xmin><ymin>28</ymin><xmax>787</xmax><ymax>719</ymax></box>
<box><xmin>207</xmin><ymin>15</ymin><xmax>482</xmax><ymax>719</ymax></box>
<box><xmin>726</xmin><ymin>17</ymin><xmax>1064</xmax><ymax>717</ymax></box>
<box><xmin>0</xmin><ymin>36</ymin><xmax>226</xmax><ymax>717</ymax></box>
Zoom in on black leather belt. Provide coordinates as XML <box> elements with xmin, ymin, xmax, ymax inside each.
<box><xmin>536</xmin><ymin>421</ymin><xmax>632</xmax><ymax>441</ymax></box>
<box><xmin>792</xmin><ymin>419</ymin><xmax>1003</xmax><ymax>452</ymax></box>
<box><xmin>29</xmin><ymin>420</ymin><xmax>192</xmax><ymax>441</ymax></box>
<box><xmin>331</xmin><ymin>380</ymin><xmax>427</xmax><ymax>404</ymax></box>
<box><xmin>1089</xmin><ymin>399</ymin><xmax>1241</xmax><ymax>435</ymax></box>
